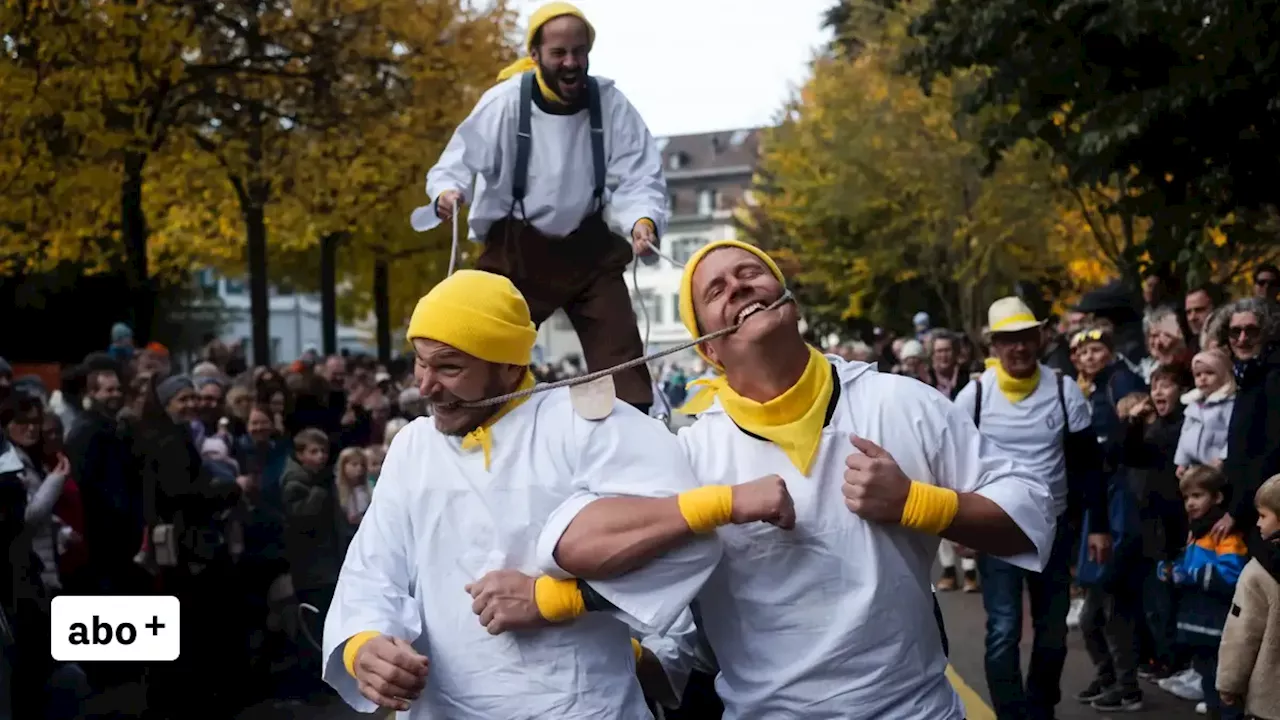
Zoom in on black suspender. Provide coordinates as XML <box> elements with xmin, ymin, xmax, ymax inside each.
<box><xmin>972</xmin><ymin>369</ymin><xmax>1069</xmax><ymax>444</ymax></box>
<box><xmin>511</xmin><ymin>72</ymin><xmax>606</xmax><ymax>213</ymax></box>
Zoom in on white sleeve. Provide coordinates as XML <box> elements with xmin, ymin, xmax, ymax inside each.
<box><xmin>920</xmin><ymin>388</ymin><xmax>1055</xmax><ymax>572</ymax></box>
<box><xmin>411</xmin><ymin>88</ymin><xmax>510</xmax><ymax>232</ymax></box>
<box><xmin>535</xmin><ymin>402</ymin><xmax>721</xmax><ymax>636</ymax></box>
<box><xmin>1063</xmin><ymin>377</ymin><xmax>1093</xmax><ymax>433</ymax></box>
<box><xmin>637</xmin><ymin>607</ymin><xmax>703</xmax><ymax>707</ymax></box>
<box><xmin>321</xmin><ymin>427</ymin><xmax>425</xmax><ymax>712</ymax></box>
<box><xmin>1173</xmin><ymin>417</ymin><xmax>1196</xmax><ymax>467</ymax></box>
<box><xmin>602</xmin><ymin>88</ymin><xmax>668</xmax><ymax>239</ymax></box>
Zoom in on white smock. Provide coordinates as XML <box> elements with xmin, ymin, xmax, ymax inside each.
<box><xmin>322</xmin><ymin>390</ymin><xmax>720</xmax><ymax>720</ymax></box>
<box><xmin>410</xmin><ymin>74</ymin><xmax>666</xmax><ymax>241</ymax></box>
<box><xmin>675</xmin><ymin>358</ymin><xmax>1055</xmax><ymax>720</ymax></box>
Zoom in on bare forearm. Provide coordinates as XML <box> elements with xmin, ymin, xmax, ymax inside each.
<box><xmin>554</xmin><ymin>497</ymin><xmax>694</xmax><ymax>580</ymax></box>
<box><xmin>940</xmin><ymin>493</ymin><xmax>1033</xmax><ymax>556</ymax></box>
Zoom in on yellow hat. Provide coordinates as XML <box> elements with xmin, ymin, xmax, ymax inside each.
<box><xmin>987</xmin><ymin>296</ymin><xmax>1044</xmax><ymax>334</ymax></box>
<box><xmin>496</xmin><ymin>2</ymin><xmax>595</xmax><ymax>82</ymax></box>
<box><xmin>678</xmin><ymin>240</ymin><xmax>786</xmax><ymax>367</ymax></box>
<box><xmin>405</xmin><ymin>270</ymin><xmax>538</xmax><ymax>366</ymax></box>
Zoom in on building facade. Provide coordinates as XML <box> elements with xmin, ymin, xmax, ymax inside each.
<box><xmin>532</xmin><ymin>127</ymin><xmax>763</xmax><ymax>367</ymax></box>
<box><xmin>200</xmin><ymin>271</ymin><xmax>373</xmax><ymax>364</ymax></box>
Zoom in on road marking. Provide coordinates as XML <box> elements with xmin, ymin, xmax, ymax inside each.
<box><xmin>947</xmin><ymin>663</ymin><xmax>996</xmax><ymax>720</ymax></box>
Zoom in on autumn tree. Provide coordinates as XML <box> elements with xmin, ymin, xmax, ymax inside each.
<box><xmin>744</xmin><ymin>15</ymin><xmax>1108</xmax><ymax>337</ymax></box>
<box><xmin>905</xmin><ymin>0</ymin><xmax>1280</xmax><ymax>286</ymax></box>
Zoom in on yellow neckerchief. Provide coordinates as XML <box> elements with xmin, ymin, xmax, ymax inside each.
<box><xmin>680</xmin><ymin>346</ymin><xmax>833</xmax><ymax>475</ymax></box>
<box><xmin>985</xmin><ymin>357</ymin><xmax>1041</xmax><ymax>404</ymax></box>
<box><xmin>459</xmin><ymin>372</ymin><xmax>537</xmax><ymax>470</ymax></box>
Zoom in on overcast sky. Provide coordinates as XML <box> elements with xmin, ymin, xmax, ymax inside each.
<box><xmin>514</xmin><ymin>0</ymin><xmax>833</xmax><ymax>137</ymax></box>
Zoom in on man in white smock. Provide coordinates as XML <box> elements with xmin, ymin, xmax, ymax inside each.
<box><xmin>321</xmin><ymin>269</ymin><xmax>798</xmax><ymax>719</ymax></box>
<box><xmin>477</xmin><ymin>240</ymin><xmax>1057</xmax><ymax>719</ymax></box>
<box><xmin>411</xmin><ymin>1</ymin><xmax>664</xmax><ymax>415</ymax></box>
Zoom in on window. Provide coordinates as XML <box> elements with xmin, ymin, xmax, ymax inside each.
<box><xmin>697</xmin><ymin>189</ymin><xmax>717</xmax><ymax>216</ymax></box>
<box><xmin>671</xmin><ymin>236</ymin><xmax>707</xmax><ymax>265</ymax></box>
<box><xmin>667</xmin><ymin>192</ymin><xmax>678</xmax><ymax>216</ymax></box>
<box><xmin>672</xmin><ymin>294</ymin><xmax>680</xmax><ymax>323</ymax></box>
<box><xmin>632</xmin><ymin>289</ymin><xmax>662</xmax><ymax>325</ymax></box>
<box><xmin>730</xmin><ymin>129</ymin><xmax>751</xmax><ymax>146</ymax></box>
<box><xmin>224</xmin><ymin>278</ymin><xmax>246</xmax><ymax>295</ymax></box>
<box><xmin>668</xmin><ymin>152</ymin><xmax>688</xmax><ymax>171</ymax></box>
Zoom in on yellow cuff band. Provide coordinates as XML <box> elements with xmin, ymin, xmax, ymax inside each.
<box><xmin>678</xmin><ymin>485</ymin><xmax>734</xmax><ymax>533</ymax></box>
<box><xmin>900</xmin><ymin>481</ymin><xmax>960</xmax><ymax>535</ymax></box>
<box><xmin>534</xmin><ymin>575</ymin><xmax>586</xmax><ymax>623</ymax></box>
<box><xmin>631</xmin><ymin>637</ymin><xmax>643</xmax><ymax>662</ymax></box>
<box><xmin>343</xmin><ymin>631</ymin><xmax>382</xmax><ymax>678</ymax></box>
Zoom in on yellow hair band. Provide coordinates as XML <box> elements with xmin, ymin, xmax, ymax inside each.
<box><xmin>631</xmin><ymin>637</ymin><xmax>643</xmax><ymax>662</ymax></box>
<box><xmin>342</xmin><ymin>630</ymin><xmax>382</xmax><ymax>677</ymax></box>
<box><xmin>678</xmin><ymin>486</ymin><xmax>734</xmax><ymax>533</ymax></box>
<box><xmin>900</xmin><ymin>482</ymin><xmax>960</xmax><ymax>535</ymax></box>
<box><xmin>534</xmin><ymin>575</ymin><xmax>586</xmax><ymax>622</ymax></box>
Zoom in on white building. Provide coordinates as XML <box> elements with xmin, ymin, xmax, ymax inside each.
<box><xmin>532</xmin><ymin>127</ymin><xmax>763</xmax><ymax>368</ymax></box>
<box><xmin>200</xmin><ymin>270</ymin><xmax>373</xmax><ymax>363</ymax></box>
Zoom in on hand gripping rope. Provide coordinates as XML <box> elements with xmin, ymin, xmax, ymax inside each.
<box><xmin>439</xmin><ymin>205</ymin><xmax>795</xmax><ymax>410</ymax></box>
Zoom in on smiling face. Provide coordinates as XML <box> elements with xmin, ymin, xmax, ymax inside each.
<box><xmin>532</xmin><ymin>15</ymin><xmax>590</xmax><ymax>102</ymax></box>
<box><xmin>412</xmin><ymin>338</ymin><xmax>525</xmax><ymax>436</ymax></box>
<box><xmin>689</xmin><ymin>247</ymin><xmax>797</xmax><ymax>367</ymax></box>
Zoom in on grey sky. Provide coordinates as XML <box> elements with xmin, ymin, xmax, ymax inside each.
<box><xmin>515</xmin><ymin>0</ymin><xmax>833</xmax><ymax>136</ymax></box>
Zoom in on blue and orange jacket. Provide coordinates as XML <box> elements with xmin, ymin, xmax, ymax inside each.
<box><xmin>1158</xmin><ymin>529</ymin><xmax>1248</xmax><ymax>648</ymax></box>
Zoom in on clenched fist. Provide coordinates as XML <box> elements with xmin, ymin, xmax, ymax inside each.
<box><xmin>351</xmin><ymin>634</ymin><xmax>429</xmax><ymax>711</ymax></box>
<box><xmin>730</xmin><ymin>474</ymin><xmax>796</xmax><ymax>529</ymax></box>
<box><xmin>466</xmin><ymin>569</ymin><xmax>549</xmax><ymax>635</ymax></box>
<box><xmin>842</xmin><ymin>434</ymin><xmax>911</xmax><ymax>523</ymax></box>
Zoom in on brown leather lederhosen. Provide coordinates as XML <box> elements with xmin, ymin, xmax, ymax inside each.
<box><xmin>474</xmin><ymin>71</ymin><xmax>653</xmax><ymax>407</ymax></box>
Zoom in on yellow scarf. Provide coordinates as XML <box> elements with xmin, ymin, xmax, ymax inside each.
<box><xmin>460</xmin><ymin>372</ymin><xmax>537</xmax><ymax>470</ymax></box>
<box><xmin>985</xmin><ymin>357</ymin><xmax>1041</xmax><ymax>404</ymax></box>
<box><xmin>495</xmin><ymin>57</ymin><xmax>570</xmax><ymax>105</ymax></box>
<box><xmin>680</xmin><ymin>346</ymin><xmax>833</xmax><ymax>475</ymax></box>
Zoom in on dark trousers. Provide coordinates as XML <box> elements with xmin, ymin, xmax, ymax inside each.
<box><xmin>1193</xmin><ymin>647</ymin><xmax>1243</xmax><ymax>719</ymax></box>
<box><xmin>977</xmin><ymin>520</ymin><xmax>1074</xmax><ymax>720</ymax></box>
<box><xmin>663</xmin><ymin>669</ymin><xmax>724</xmax><ymax>719</ymax></box>
<box><xmin>1142</xmin><ymin>564</ymin><xmax>1179</xmax><ymax>667</ymax></box>
<box><xmin>477</xmin><ymin>213</ymin><xmax>653</xmax><ymax>407</ymax></box>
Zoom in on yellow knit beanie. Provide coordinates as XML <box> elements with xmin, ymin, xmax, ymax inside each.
<box><xmin>495</xmin><ymin>2</ymin><xmax>596</xmax><ymax>82</ymax></box>
<box><xmin>405</xmin><ymin>270</ymin><xmax>538</xmax><ymax>366</ymax></box>
<box><xmin>677</xmin><ymin>240</ymin><xmax>786</xmax><ymax>367</ymax></box>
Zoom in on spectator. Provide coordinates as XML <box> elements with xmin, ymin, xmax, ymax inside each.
<box><xmin>1220</xmin><ymin>298</ymin><xmax>1280</xmax><ymax>546</ymax></box>
<box><xmin>1184</xmin><ymin>284</ymin><xmax>1223</xmax><ymax>348</ymax></box>
<box><xmin>1216</xmin><ymin>474</ymin><xmax>1280</xmax><ymax>719</ymax></box>
<box><xmin>1254</xmin><ymin>263</ymin><xmax>1279</xmax><ymax>302</ymax></box>
<box><xmin>1157</xmin><ymin>465</ymin><xmax>1247</xmax><ymax>719</ymax></box>
<box><xmin>1</xmin><ymin>395</ymin><xmax>69</xmax><ymax>593</ymax></box>
<box><xmin>334</xmin><ymin>447</ymin><xmax>371</xmax><ymax>526</ymax></box>
<box><xmin>1174</xmin><ymin>349</ymin><xmax>1236</xmax><ymax>474</ymax></box>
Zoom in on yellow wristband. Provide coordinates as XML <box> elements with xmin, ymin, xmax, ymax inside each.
<box><xmin>631</xmin><ymin>637</ymin><xmax>643</xmax><ymax>662</ymax></box>
<box><xmin>900</xmin><ymin>481</ymin><xmax>960</xmax><ymax>535</ymax></box>
<box><xmin>678</xmin><ymin>485</ymin><xmax>734</xmax><ymax>533</ymax></box>
<box><xmin>343</xmin><ymin>630</ymin><xmax>382</xmax><ymax>678</ymax></box>
<box><xmin>534</xmin><ymin>575</ymin><xmax>586</xmax><ymax>622</ymax></box>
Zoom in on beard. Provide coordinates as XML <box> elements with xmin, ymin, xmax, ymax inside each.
<box><xmin>538</xmin><ymin>59</ymin><xmax>587</xmax><ymax>101</ymax></box>
<box><xmin>431</xmin><ymin>368</ymin><xmax>516</xmax><ymax>436</ymax></box>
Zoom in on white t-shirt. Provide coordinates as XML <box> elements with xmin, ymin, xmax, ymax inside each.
<box><xmin>954</xmin><ymin>365</ymin><xmax>1092</xmax><ymax>519</ymax></box>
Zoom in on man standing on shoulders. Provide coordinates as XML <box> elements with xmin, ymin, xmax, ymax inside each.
<box><xmin>412</xmin><ymin>2</ymin><xmax>665</xmax><ymax>414</ymax></box>
<box><xmin>953</xmin><ymin>297</ymin><xmax>1112</xmax><ymax>720</ymax></box>
<box><xmin>486</xmin><ymin>241</ymin><xmax>1055</xmax><ymax>719</ymax></box>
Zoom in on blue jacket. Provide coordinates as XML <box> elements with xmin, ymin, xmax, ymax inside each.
<box><xmin>1158</xmin><ymin>530</ymin><xmax>1248</xmax><ymax>648</ymax></box>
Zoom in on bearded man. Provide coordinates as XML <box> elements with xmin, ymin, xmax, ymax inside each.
<box><xmin>411</xmin><ymin>2</ymin><xmax>665</xmax><ymax>414</ymax></box>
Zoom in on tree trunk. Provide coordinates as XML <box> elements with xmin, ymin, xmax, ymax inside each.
<box><xmin>374</xmin><ymin>256</ymin><xmax>391</xmax><ymax>366</ymax></box>
<box><xmin>246</xmin><ymin>202</ymin><xmax>271</xmax><ymax>366</ymax></box>
<box><xmin>320</xmin><ymin>233</ymin><xmax>339</xmax><ymax>355</ymax></box>
<box><xmin>121</xmin><ymin>151</ymin><xmax>151</xmax><ymax>344</ymax></box>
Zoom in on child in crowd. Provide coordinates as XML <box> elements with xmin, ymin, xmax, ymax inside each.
<box><xmin>334</xmin><ymin>447</ymin><xmax>371</xmax><ymax>526</ymax></box>
<box><xmin>1175</xmin><ymin>349</ymin><xmax>1236</xmax><ymax>475</ymax></box>
<box><xmin>1157</xmin><ymin>465</ymin><xmax>1247</xmax><ymax>719</ymax></box>
<box><xmin>201</xmin><ymin>436</ymin><xmax>240</xmax><ymax>485</ymax></box>
<box><xmin>1123</xmin><ymin>365</ymin><xmax>1193</xmax><ymax>680</ymax></box>
<box><xmin>1217</xmin><ymin>474</ymin><xmax>1280</xmax><ymax>720</ymax></box>
<box><xmin>365</xmin><ymin>444</ymin><xmax>385</xmax><ymax>490</ymax></box>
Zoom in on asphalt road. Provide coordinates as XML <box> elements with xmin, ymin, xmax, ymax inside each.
<box><xmin>937</xmin><ymin>583</ymin><xmax>1207</xmax><ymax>720</ymax></box>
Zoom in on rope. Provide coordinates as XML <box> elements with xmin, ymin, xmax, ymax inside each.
<box><xmin>297</xmin><ymin>602</ymin><xmax>323</xmax><ymax>652</ymax></box>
